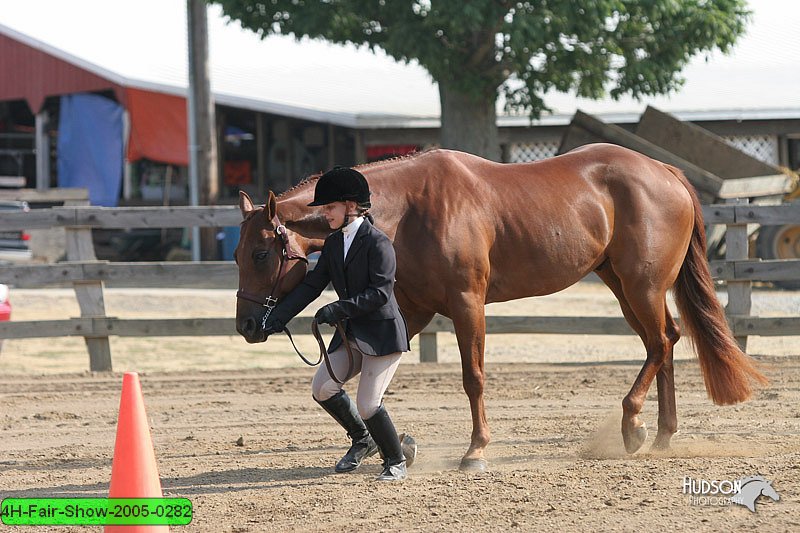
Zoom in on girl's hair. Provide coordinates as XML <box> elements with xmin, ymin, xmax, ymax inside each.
<box><xmin>357</xmin><ymin>202</ymin><xmax>375</xmax><ymax>224</ymax></box>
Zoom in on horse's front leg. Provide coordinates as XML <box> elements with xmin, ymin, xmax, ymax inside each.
<box><xmin>448</xmin><ymin>292</ymin><xmax>490</xmax><ymax>472</ymax></box>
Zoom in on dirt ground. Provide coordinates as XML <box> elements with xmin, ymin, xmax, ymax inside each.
<box><xmin>1</xmin><ymin>283</ymin><xmax>799</xmax><ymax>532</ymax></box>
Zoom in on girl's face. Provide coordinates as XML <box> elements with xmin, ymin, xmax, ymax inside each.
<box><xmin>321</xmin><ymin>201</ymin><xmax>357</xmax><ymax>229</ymax></box>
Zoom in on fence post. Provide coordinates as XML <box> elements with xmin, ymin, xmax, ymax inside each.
<box><xmin>66</xmin><ymin>224</ymin><xmax>113</xmax><ymax>371</ymax></box>
<box><xmin>419</xmin><ymin>332</ymin><xmax>438</xmax><ymax>363</ymax></box>
<box><xmin>725</xmin><ymin>198</ymin><xmax>752</xmax><ymax>351</ymax></box>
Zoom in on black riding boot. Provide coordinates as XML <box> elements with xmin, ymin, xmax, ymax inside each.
<box><xmin>316</xmin><ymin>390</ymin><xmax>378</xmax><ymax>473</ymax></box>
<box><xmin>363</xmin><ymin>404</ymin><xmax>407</xmax><ymax>481</ymax></box>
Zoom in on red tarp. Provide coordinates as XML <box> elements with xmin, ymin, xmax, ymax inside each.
<box><xmin>366</xmin><ymin>145</ymin><xmax>418</xmax><ymax>161</ymax></box>
<box><xmin>126</xmin><ymin>88</ymin><xmax>188</xmax><ymax>166</ymax></box>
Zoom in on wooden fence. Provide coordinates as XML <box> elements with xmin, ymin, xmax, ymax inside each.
<box><xmin>1</xmin><ymin>200</ymin><xmax>798</xmax><ymax>370</ymax></box>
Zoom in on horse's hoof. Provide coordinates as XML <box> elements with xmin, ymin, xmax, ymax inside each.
<box><xmin>459</xmin><ymin>458</ymin><xmax>488</xmax><ymax>472</ymax></box>
<box><xmin>399</xmin><ymin>433</ymin><xmax>417</xmax><ymax>468</ymax></box>
<box><xmin>650</xmin><ymin>433</ymin><xmax>674</xmax><ymax>452</ymax></box>
<box><xmin>623</xmin><ymin>422</ymin><xmax>648</xmax><ymax>454</ymax></box>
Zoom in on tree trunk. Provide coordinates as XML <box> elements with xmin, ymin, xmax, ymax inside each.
<box><xmin>438</xmin><ymin>82</ymin><xmax>500</xmax><ymax>161</ymax></box>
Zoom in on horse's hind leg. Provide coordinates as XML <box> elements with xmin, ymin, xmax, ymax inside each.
<box><xmin>652</xmin><ymin>303</ymin><xmax>680</xmax><ymax>450</ymax></box>
<box><xmin>597</xmin><ymin>266</ymin><xmax>680</xmax><ymax>451</ymax></box>
<box><xmin>617</xmin><ymin>282</ymin><xmax>676</xmax><ymax>454</ymax></box>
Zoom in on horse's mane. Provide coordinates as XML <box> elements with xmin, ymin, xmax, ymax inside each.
<box><xmin>739</xmin><ymin>475</ymin><xmax>768</xmax><ymax>486</ymax></box>
<box><xmin>275</xmin><ymin>149</ymin><xmax>427</xmax><ymax>200</ymax></box>
<box><xmin>275</xmin><ymin>174</ymin><xmax>322</xmax><ymax>199</ymax></box>
<box><xmin>353</xmin><ymin>150</ymin><xmax>424</xmax><ymax>171</ymax></box>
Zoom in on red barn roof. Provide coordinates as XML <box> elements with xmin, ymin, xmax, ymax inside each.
<box><xmin>0</xmin><ymin>27</ymin><xmax>125</xmax><ymax>113</ymax></box>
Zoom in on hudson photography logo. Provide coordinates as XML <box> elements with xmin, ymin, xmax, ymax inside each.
<box><xmin>682</xmin><ymin>475</ymin><xmax>780</xmax><ymax>512</ymax></box>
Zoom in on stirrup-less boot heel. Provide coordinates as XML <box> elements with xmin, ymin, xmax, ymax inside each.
<box><xmin>316</xmin><ymin>390</ymin><xmax>378</xmax><ymax>473</ymax></box>
<box><xmin>364</xmin><ymin>405</ymin><xmax>407</xmax><ymax>481</ymax></box>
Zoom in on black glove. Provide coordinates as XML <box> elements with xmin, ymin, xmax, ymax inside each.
<box><xmin>262</xmin><ymin>314</ymin><xmax>285</xmax><ymax>336</ymax></box>
<box><xmin>314</xmin><ymin>303</ymin><xmax>347</xmax><ymax>326</ymax></box>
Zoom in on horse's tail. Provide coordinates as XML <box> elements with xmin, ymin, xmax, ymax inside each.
<box><xmin>666</xmin><ymin>164</ymin><xmax>768</xmax><ymax>405</ymax></box>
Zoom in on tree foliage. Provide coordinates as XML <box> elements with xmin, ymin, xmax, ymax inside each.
<box><xmin>213</xmin><ymin>0</ymin><xmax>749</xmax><ymax>117</ymax></box>
<box><xmin>212</xmin><ymin>1</ymin><xmax>749</xmax><ymax>159</ymax></box>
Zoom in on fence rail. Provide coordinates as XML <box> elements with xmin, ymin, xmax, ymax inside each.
<box><xmin>3</xmin><ymin>315</ymin><xmax>799</xmax><ymax>341</ymax></box>
<box><xmin>1</xmin><ymin>201</ymin><xmax>798</xmax><ymax>370</ymax></box>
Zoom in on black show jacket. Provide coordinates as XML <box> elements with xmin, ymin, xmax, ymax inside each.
<box><xmin>271</xmin><ymin>218</ymin><xmax>410</xmax><ymax>356</ymax></box>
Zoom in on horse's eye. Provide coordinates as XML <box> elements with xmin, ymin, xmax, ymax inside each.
<box><xmin>254</xmin><ymin>250</ymin><xmax>271</xmax><ymax>262</ymax></box>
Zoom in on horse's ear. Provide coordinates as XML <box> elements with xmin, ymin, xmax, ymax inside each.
<box><xmin>266</xmin><ymin>190</ymin><xmax>277</xmax><ymax>220</ymax></box>
<box><xmin>239</xmin><ymin>190</ymin><xmax>255</xmax><ymax>218</ymax></box>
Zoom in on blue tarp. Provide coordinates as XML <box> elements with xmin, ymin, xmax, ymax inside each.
<box><xmin>57</xmin><ymin>93</ymin><xmax>124</xmax><ymax>207</ymax></box>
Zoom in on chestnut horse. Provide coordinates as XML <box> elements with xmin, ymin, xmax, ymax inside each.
<box><xmin>234</xmin><ymin>143</ymin><xmax>766</xmax><ymax>471</ymax></box>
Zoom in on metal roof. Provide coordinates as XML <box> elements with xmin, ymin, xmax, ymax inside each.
<box><xmin>1</xmin><ymin>0</ymin><xmax>798</xmax><ymax>128</ymax></box>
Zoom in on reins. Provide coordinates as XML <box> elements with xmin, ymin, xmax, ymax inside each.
<box><xmin>236</xmin><ymin>211</ymin><xmax>353</xmax><ymax>384</ymax></box>
<box><xmin>275</xmin><ymin>320</ymin><xmax>355</xmax><ymax>385</ymax></box>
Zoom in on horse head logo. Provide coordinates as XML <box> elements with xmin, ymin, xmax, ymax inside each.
<box><xmin>731</xmin><ymin>475</ymin><xmax>780</xmax><ymax>512</ymax></box>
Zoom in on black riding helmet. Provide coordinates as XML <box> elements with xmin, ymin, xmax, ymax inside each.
<box><xmin>308</xmin><ymin>167</ymin><xmax>371</xmax><ymax>207</ymax></box>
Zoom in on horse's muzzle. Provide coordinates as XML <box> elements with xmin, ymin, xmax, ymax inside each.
<box><xmin>236</xmin><ymin>316</ymin><xmax>267</xmax><ymax>343</ymax></box>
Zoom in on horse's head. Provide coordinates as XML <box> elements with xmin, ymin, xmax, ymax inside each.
<box><xmin>759</xmin><ymin>480</ymin><xmax>780</xmax><ymax>502</ymax></box>
<box><xmin>733</xmin><ymin>476</ymin><xmax>781</xmax><ymax>512</ymax></box>
<box><xmin>235</xmin><ymin>190</ymin><xmax>309</xmax><ymax>343</ymax></box>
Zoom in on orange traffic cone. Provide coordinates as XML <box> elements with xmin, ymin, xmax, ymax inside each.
<box><xmin>106</xmin><ymin>372</ymin><xmax>168</xmax><ymax>532</ymax></box>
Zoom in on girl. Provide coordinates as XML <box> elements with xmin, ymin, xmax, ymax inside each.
<box><xmin>263</xmin><ymin>166</ymin><xmax>413</xmax><ymax>481</ymax></box>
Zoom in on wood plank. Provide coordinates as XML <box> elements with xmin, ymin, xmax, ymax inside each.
<box><xmin>0</xmin><ymin>206</ymin><xmax>242</xmax><ymax>231</ymax></box>
<box><xmin>419</xmin><ymin>332</ymin><xmax>438</xmax><ymax>363</ymax></box>
<box><xmin>0</xmin><ymin>263</ymin><xmax>85</xmax><ymax>286</ymax></box>
<box><xmin>571</xmin><ymin>111</ymin><xmax>725</xmax><ymax>195</ymax></box>
<box><xmin>735</xmin><ymin>203</ymin><xmax>800</xmax><ymax>225</ymax></box>
<box><xmin>101</xmin><ymin>318</ymin><xmax>236</xmax><ymax>336</ymax></box>
<box><xmin>3</xmin><ymin>314</ymin><xmax>798</xmax><ymax>342</ymax></box>
<box><xmin>708</xmin><ymin>261</ymin><xmax>735</xmax><ymax>280</ymax></box>
<box><xmin>66</xmin><ymin>226</ymin><xmax>112</xmax><ymax>372</ymax></box>
<box><xmin>104</xmin><ymin>316</ymin><xmax>314</xmax><ymax>336</ymax></box>
<box><xmin>0</xmin><ymin>262</ymin><xmax>238</xmax><ymax>288</ymax></box>
<box><xmin>486</xmin><ymin>315</ymin><xmax>634</xmax><ymax>335</ymax></box>
<box><xmin>0</xmin><ymin>188</ymin><xmax>88</xmax><ymax>202</ymax></box>
<box><xmin>5</xmin><ymin>198</ymin><xmax>791</xmax><ymax>234</ymax></box>
<box><xmin>694</xmin><ymin>260</ymin><xmax>800</xmax><ymax>282</ymax></box>
<box><xmin>65</xmin><ymin>227</ymin><xmax>97</xmax><ymax>261</ymax></box>
<box><xmin>421</xmin><ymin>315</ymin><xmax>635</xmax><ymax>335</ymax></box>
<box><xmin>0</xmin><ymin>208</ymin><xmax>78</xmax><ymax>230</ymax></box>
<box><xmin>0</xmin><ymin>317</ymin><xmax>311</xmax><ymax>338</ymax></box>
<box><xmin>702</xmin><ymin>205</ymin><xmax>736</xmax><ymax>224</ymax></box>
<box><xmin>72</xmin><ymin>206</ymin><xmax>242</xmax><ymax>228</ymax></box>
<box><xmin>86</xmin><ymin>262</ymin><xmax>238</xmax><ymax>287</ymax></box>
<box><xmin>717</xmin><ymin>175</ymin><xmax>792</xmax><ymax>198</ymax></box>
<box><xmin>732</xmin><ymin>259</ymin><xmax>800</xmax><ymax>281</ymax></box>
<box><xmin>636</xmin><ymin>107</ymin><xmax>784</xmax><ymax>181</ymax></box>
<box><xmin>421</xmin><ymin>315</ymin><xmax>456</xmax><ymax>334</ymax></box>
<box><xmin>731</xmin><ymin>316</ymin><xmax>800</xmax><ymax>337</ymax></box>
<box><xmin>724</xmin><ymin>199</ymin><xmax>751</xmax><ymax>351</ymax></box>
<box><xmin>0</xmin><ymin>319</ymin><xmax>92</xmax><ymax>339</ymax></box>
<box><xmin>0</xmin><ymin>176</ymin><xmax>26</xmax><ymax>187</ymax></box>
<box><xmin>556</xmin><ymin>124</ymin><xmax>607</xmax><ymax>154</ymax></box>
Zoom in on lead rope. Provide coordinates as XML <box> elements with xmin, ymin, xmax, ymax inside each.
<box><xmin>280</xmin><ymin>320</ymin><xmax>354</xmax><ymax>385</ymax></box>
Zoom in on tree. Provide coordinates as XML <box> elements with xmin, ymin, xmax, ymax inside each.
<box><xmin>211</xmin><ymin>0</ymin><xmax>749</xmax><ymax>161</ymax></box>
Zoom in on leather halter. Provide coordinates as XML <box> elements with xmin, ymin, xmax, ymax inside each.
<box><xmin>235</xmin><ymin>212</ymin><xmax>309</xmax><ymax>329</ymax></box>
<box><xmin>235</xmin><ymin>210</ymin><xmax>353</xmax><ymax>384</ymax></box>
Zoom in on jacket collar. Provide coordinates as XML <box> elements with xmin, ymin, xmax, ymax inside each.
<box><xmin>343</xmin><ymin>217</ymin><xmax>371</xmax><ymax>268</ymax></box>
<box><xmin>341</xmin><ymin>215</ymin><xmax>364</xmax><ymax>235</ymax></box>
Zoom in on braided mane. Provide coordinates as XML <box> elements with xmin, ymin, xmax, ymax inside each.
<box><xmin>275</xmin><ymin>173</ymin><xmax>322</xmax><ymax>199</ymax></box>
<box><xmin>275</xmin><ymin>149</ymin><xmax>427</xmax><ymax>200</ymax></box>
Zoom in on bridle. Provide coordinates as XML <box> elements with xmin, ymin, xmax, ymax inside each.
<box><xmin>235</xmin><ymin>212</ymin><xmax>309</xmax><ymax>330</ymax></box>
<box><xmin>235</xmin><ymin>210</ymin><xmax>354</xmax><ymax>384</ymax></box>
